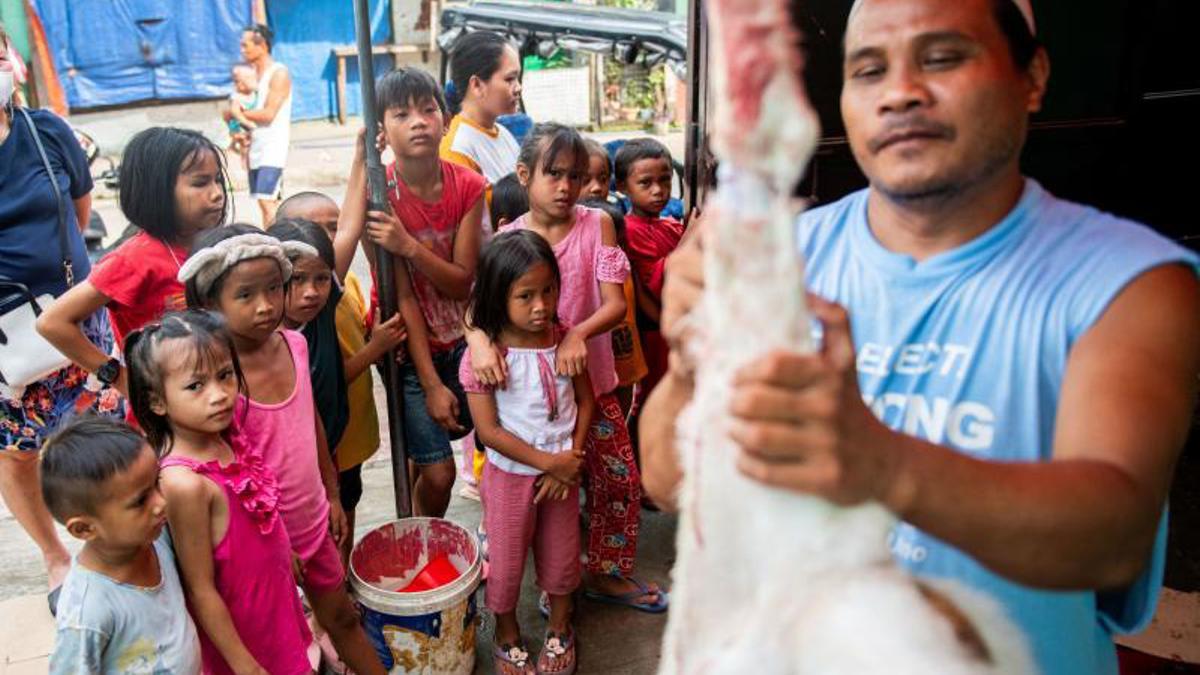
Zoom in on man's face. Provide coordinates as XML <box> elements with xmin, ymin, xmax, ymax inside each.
<box><xmin>240</xmin><ymin>32</ymin><xmax>266</xmax><ymax>62</ymax></box>
<box><xmin>840</xmin><ymin>0</ymin><xmax>1044</xmax><ymax>201</ymax></box>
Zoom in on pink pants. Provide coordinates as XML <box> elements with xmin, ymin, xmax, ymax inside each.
<box><xmin>482</xmin><ymin>462</ymin><xmax>581</xmax><ymax>613</ymax></box>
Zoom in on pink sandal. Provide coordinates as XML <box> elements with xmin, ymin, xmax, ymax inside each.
<box><xmin>536</xmin><ymin>629</ymin><xmax>577</xmax><ymax>675</ymax></box>
<box><xmin>494</xmin><ymin>642</ymin><xmax>536</xmax><ymax>675</ymax></box>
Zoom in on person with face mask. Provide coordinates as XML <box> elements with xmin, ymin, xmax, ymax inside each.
<box><xmin>0</xmin><ymin>21</ymin><xmax>124</xmax><ymax>616</ymax></box>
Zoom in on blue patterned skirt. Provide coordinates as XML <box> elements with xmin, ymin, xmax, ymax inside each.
<box><xmin>1</xmin><ymin>310</ymin><xmax>126</xmax><ymax>453</ymax></box>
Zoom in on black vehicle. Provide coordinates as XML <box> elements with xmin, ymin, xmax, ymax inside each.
<box><xmin>438</xmin><ymin>0</ymin><xmax>688</xmax><ymax>81</ymax></box>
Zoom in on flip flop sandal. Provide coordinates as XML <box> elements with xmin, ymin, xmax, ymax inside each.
<box><xmin>494</xmin><ymin>642</ymin><xmax>535</xmax><ymax>675</ymax></box>
<box><xmin>476</xmin><ymin>525</ymin><xmax>490</xmax><ymax>561</ymax></box>
<box><xmin>583</xmin><ymin>576</ymin><xmax>669</xmax><ymax>614</ymax></box>
<box><xmin>536</xmin><ymin>629</ymin><xmax>577</xmax><ymax>675</ymax></box>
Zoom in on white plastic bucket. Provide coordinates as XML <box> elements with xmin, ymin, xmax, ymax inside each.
<box><xmin>351</xmin><ymin>518</ymin><xmax>482</xmax><ymax>674</ymax></box>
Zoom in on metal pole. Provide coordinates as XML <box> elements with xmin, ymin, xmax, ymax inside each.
<box><xmin>352</xmin><ymin>0</ymin><xmax>412</xmax><ymax>519</ymax></box>
<box><xmin>684</xmin><ymin>0</ymin><xmax>709</xmax><ymax>209</ymax></box>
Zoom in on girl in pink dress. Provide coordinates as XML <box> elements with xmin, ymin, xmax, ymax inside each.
<box><xmin>179</xmin><ymin>225</ymin><xmax>387</xmax><ymax>675</ymax></box>
<box><xmin>125</xmin><ymin>309</ymin><xmax>311</xmax><ymax>674</ymax></box>
<box><xmin>468</xmin><ymin>123</ymin><xmax>668</xmax><ymax>613</ymax></box>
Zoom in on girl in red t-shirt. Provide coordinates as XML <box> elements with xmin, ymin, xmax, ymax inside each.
<box><xmin>339</xmin><ymin>67</ymin><xmax>485</xmax><ymax>519</ymax></box>
<box><xmin>39</xmin><ymin>126</ymin><xmax>229</xmax><ymax>397</ymax></box>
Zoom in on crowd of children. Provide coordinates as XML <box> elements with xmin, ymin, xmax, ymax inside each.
<box><xmin>32</xmin><ymin>41</ymin><xmax>688</xmax><ymax>672</ymax></box>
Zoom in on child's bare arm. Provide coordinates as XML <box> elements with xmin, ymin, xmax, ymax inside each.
<box><xmin>334</xmin><ymin>129</ymin><xmax>369</xmax><ymax>282</ymax></box>
<box><xmin>36</xmin><ymin>281</ymin><xmax>127</xmax><ymax>396</ymax></box>
<box><xmin>569</xmin><ymin>212</ymin><xmax>629</xmax><ymax>340</ymax></box>
<box><xmin>463</xmin><ymin>315</ymin><xmax>508</xmax><ymax>388</ymax></box>
<box><xmin>395</xmin><ymin>268</ymin><xmax>464</xmax><ymax>434</ymax></box>
<box><xmin>538</xmin><ymin>370</ymin><xmax>593</xmax><ymax>506</ymax></box>
<box><xmin>162</xmin><ymin>470</ymin><xmax>265</xmax><ymax>674</ymax></box>
<box><xmin>364</xmin><ymin>194</ymin><xmax>483</xmax><ymax>300</ymax></box>
<box><xmin>570</xmin><ymin>371</ymin><xmax>596</xmax><ymax>453</ymax></box>
<box><xmin>556</xmin><ymin>215</ymin><xmax>628</xmax><ymax>377</ymax></box>
<box><xmin>314</xmin><ymin>415</ymin><xmax>347</xmax><ymax>546</ymax></box>
<box><xmin>343</xmin><ymin>312</ymin><xmax>405</xmax><ymax>382</ymax></box>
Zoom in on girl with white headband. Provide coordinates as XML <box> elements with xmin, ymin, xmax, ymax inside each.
<box><xmin>180</xmin><ymin>224</ymin><xmax>388</xmax><ymax>675</ymax></box>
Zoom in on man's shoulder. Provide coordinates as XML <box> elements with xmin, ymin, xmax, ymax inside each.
<box><xmin>797</xmin><ymin>189</ymin><xmax>867</xmax><ymax>232</ymax></box>
<box><xmin>1021</xmin><ymin>183</ymin><xmax>1196</xmax><ymax>269</ymax></box>
<box><xmin>794</xmin><ymin>188</ymin><xmax>869</xmax><ymax>257</ymax></box>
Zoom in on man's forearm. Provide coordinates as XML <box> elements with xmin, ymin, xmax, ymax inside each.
<box><xmin>639</xmin><ymin>372</ymin><xmax>692</xmax><ymax>511</ymax></box>
<box><xmin>886</xmin><ymin>433</ymin><xmax>1162</xmax><ymax>590</ymax></box>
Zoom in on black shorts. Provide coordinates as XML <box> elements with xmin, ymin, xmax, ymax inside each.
<box><xmin>338</xmin><ymin>464</ymin><xmax>364</xmax><ymax>512</ymax></box>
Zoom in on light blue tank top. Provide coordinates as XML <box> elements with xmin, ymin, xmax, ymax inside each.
<box><xmin>796</xmin><ymin>179</ymin><xmax>1198</xmax><ymax>674</ymax></box>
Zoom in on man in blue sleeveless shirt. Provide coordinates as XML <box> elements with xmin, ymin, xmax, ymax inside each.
<box><xmin>642</xmin><ymin>0</ymin><xmax>1200</xmax><ymax>672</ymax></box>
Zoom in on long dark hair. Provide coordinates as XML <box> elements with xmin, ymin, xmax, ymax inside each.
<box><xmin>120</xmin><ymin>127</ymin><xmax>229</xmax><ymax>243</ymax></box>
<box><xmin>447</xmin><ymin>30</ymin><xmax>512</xmax><ymax>114</ymax></box>
<box><xmin>124</xmin><ymin>310</ymin><xmax>247</xmax><ymax>456</ymax></box>
<box><xmin>467</xmin><ymin>229</ymin><xmax>560</xmax><ymax>342</ymax></box>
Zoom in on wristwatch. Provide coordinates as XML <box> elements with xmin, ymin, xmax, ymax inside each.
<box><xmin>95</xmin><ymin>358</ymin><xmax>122</xmax><ymax>386</ymax></box>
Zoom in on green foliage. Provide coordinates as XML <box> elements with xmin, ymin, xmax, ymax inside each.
<box><xmin>597</xmin><ymin>0</ymin><xmax>657</xmax><ymax>9</ymax></box>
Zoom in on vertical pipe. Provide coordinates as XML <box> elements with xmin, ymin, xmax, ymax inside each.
<box><xmin>352</xmin><ymin>0</ymin><xmax>412</xmax><ymax>519</ymax></box>
<box><xmin>683</xmin><ymin>0</ymin><xmax>708</xmax><ymax>209</ymax></box>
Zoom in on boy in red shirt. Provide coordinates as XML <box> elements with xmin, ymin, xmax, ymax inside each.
<box><xmin>345</xmin><ymin>67</ymin><xmax>486</xmax><ymax>518</ymax></box>
<box><xmin>614</xmin><ymin>138</ymin><xmax>685</xmax><ymax>396</ymax></box>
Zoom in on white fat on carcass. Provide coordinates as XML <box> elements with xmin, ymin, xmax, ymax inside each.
<box><xmin>658</xmin><ymin>0</ymin><xmax>1034</xmax><ymax>672</ymax></box>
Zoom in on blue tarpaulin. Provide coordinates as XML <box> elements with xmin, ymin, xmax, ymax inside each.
<box><xmin>32</xmin><ymin>0</ymin><xmax>251</xmax><ymax>110</ymax></box>
<box><xmin>267</xmin><ymin>0</ymin><xmax>393</xmax><ymax>121</ymax></box>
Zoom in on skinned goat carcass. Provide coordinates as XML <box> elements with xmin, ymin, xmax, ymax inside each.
<box><xmin>659</xmin><ymin>1</ymin><xmax>1034</xmax><ymax>673</ymax></box>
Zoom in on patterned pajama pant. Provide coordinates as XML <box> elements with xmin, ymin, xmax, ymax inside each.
<box><xmin>583</xmin><ymin>392</ymin><xmax>642</xmax><ymax>577</ymax></box>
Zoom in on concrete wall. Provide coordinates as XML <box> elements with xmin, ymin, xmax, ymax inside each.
<box><xmin>70</xmin><ymin>99</ymin><xmax>229</xmax><ymax>155</ymax></box>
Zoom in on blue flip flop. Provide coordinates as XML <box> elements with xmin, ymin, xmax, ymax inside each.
<box><xmin>583</xmin><ymin>577</ymin><xmax>669</xmax><ymax>614</ymax></box>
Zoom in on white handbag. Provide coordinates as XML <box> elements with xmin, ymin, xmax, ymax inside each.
<box><xmin>0</xmin><ymin>281</ymin><xmax>71</xmax><ymax>390</ymax></box>
<box><xmin>0</xmin><ymin>107</ymin><xmax>76</xmax><ymax>394</ymax></box>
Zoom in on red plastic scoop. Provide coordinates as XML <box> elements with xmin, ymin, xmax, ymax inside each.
<box><xmin>398</xmin><ymin>554</ymin><xmax>461</xmax><ymax>592</ymax></box>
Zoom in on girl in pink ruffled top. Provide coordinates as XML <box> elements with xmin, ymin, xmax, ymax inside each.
<box><xmin>468</xmin><ymin>123</ymin><xmax>668</xmax><ymax>616</ymax></box>
<box><xmin>125</xmin><ymin>309</ymin><xmax>312</xmax><ymax>675</ymax></box>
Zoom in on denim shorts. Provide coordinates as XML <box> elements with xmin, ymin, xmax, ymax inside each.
<box><xmin>248</xmin><ymin>166</ymin><xmax>284</xmax><ymax>200</ymax></box>
<box><xmin>400</xmin><ymin>340</ymin><xmax>472</xmax><ymax>465</ymax></box>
